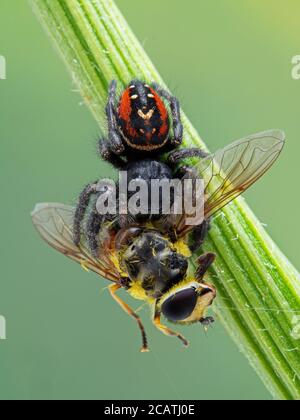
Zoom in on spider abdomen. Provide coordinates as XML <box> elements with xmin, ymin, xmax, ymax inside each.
<box><xmin>117</xmin><ymin>81</ymin><xmax>170</xmax><ymax>151</ymax></box>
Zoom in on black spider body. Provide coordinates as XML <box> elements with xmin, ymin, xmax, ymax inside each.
<box><xmin>73</xmin><ymin>80</ymin><xmax>209</xmax><ymax>258</ymax></box>
<box><xmin>126</xmin><ymin>159</ymin><xmax>173</xmax><ymax>185</ymax></box>
<box><xmin>126</xmin><ymin>159</ymin><xmax>174</xmax><ymax>223</ymax></box>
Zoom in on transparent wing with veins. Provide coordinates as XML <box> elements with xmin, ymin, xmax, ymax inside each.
<box><xmin>176</xmin><ymin>129</ymin><xmax>285</xmax><ymax>236</ymax></box>
<box><xmin>31</xmin><ymin>203</ymin><xmax>120</xmax><ymax>282</ymax></box>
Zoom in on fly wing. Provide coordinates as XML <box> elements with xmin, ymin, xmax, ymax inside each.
<box><xmin>176</xmin><ymin>129</ymin><xmax>285</xmax><ymax>236</ymax></box>
<box><xmin>31</xmin><ymin>203</ymin><xmax>120</xmax><ymax>282</ymax></box>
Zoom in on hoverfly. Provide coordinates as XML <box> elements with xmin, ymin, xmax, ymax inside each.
<box><xmin>32</xmin><ymin>129</ymin><xmax>285</xmax><ymax>352</ymax></box>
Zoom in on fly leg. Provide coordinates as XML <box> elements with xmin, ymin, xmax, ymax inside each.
<box><xmin>195</xmin><ymin>253</ymin><xmax>217</xmax><ymax>327</ymax></box>
<box><xmin>153</xmin><ymin>306</ymin><xmax>189</xmax><ymax>347</ymax></box>
<box><xmin>200</xmin><ymin>316</ymin><xmax>215</xmax><ymax>328</ymax></box>
<box><xmin>109</xmin><ymin>284</ymin><xmax>149</xmax><ymax>353</ymax></box>
<box><xmin>196</xmin><ymin>252</ymin><xmax>216</xmax><ymax>280</ymax></box>
<box><xmin>189</xmin><ymin>219</ymin><xmax>212</xmax><ymax>253</ymax></box>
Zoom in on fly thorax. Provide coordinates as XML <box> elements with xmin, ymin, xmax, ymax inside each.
<box><xmin>120</xmin><ymin>231</ymin><xmax>188</xmax><ymax>299</ymax></box>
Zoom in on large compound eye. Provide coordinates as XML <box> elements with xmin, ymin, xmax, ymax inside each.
<box><xmin>161</xmin><ymin>288</ymin><xmax>198</xmax><ymax>322</ymax></box>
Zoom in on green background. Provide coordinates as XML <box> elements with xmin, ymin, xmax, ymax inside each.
<box><xmin>0</xmin><ymin>0</ymin><xmax>299</xmax><ymax>400</ymax></box>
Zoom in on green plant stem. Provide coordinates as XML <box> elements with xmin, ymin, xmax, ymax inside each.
<box><xmin>30</xmin><ymin>0</ymin><xmax>300</xmax><ymax>400</ymax></box>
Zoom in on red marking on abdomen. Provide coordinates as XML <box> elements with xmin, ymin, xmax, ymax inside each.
<box><xmin>118</xmin><ymin>88</ymin><xmax>132</xmax><ymax>122</ymax></box>
<box><xmin>150</xmin><ymin>87</ymin><xmax>169</xmax><ymax>138</ymax></box>
<box><xmin>159</xmin><ymin>121</ymin><xmax>169</xmax><ymax>137</ymax></box>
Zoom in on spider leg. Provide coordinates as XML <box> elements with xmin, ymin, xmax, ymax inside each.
<box><xmin>73</xmin><ymin>182</ymin><xmax>98</xmax><ymax>246</ymax></box>
<box><xmin>106</xmin><ymin>80</ymin><xmax>125</xmax><ymax>155</ymax></box>
<box><xmin>167</xmin><ymin>148</ymin><xmax>209</xmax><ymax>166</ymax></box>
<box><xmin>174</xmin><ymin>165</ymin><xmax>195</xmax><ymax>178</ymax></box>
<box><xmin>98</xmin><ymin>137</ymin><xmax>127</xmax><ymax>169</ymax></box>
<box><xmin>85</xmin><ymin>205</ymin><xmax>104</xmax><ymax>258</ymax></box>
<box><xmin>85</xmin><ymin>184</ymin><xmax>135</xmax><ymax>256</ymax></box>
<box><xmin>151</xmin><ymin>83</ymin><xmax>183</xmax><ymax>146</ymax></box>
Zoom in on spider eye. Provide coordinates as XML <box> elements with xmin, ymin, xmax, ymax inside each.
<box><xmin>161</xmin><ymin>287</ymin><xmax>198</xmax><ymax>322</ymax></box>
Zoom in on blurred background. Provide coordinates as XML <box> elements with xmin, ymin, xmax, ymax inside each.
<box><xmin>0</xmin><ymin>0</ymin><xmax>299</xmax><ymax>400</ymax></box>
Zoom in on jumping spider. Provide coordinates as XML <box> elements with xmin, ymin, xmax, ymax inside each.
<box><xmin>73</xmin><ymin>80</ymin><xmax>210</xmax><ymax>257</ymax></box>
